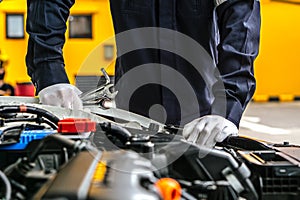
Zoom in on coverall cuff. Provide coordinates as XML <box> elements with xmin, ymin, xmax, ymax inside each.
<box><xmin>33</xmin><ymin>64</ymin><xmax>70</xmax><ymax>94</ymax></box>
<box><xmin>226</xmin><ymin>100</ymin><xmax>244</xmax><ymax>129</ymax></box>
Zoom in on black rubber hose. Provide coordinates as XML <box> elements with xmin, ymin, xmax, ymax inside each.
<box><xmin>99</xmin><ymin>122</ymin><xmax>132</xmax><ymax>144</ymax></box>
<box><xmin>0</xmin><ymin>105</ymin><xmax>60</xmax><ymax>125</ymax></box>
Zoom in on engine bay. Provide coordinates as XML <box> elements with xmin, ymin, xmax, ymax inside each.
<box><xmin>0</xmin><ymin>97</ymin><xmax>300</xmax><ymax>200</ymax></box>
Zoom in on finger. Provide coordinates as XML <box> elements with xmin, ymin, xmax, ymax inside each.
<box><xmin>195</xmin><ymin>131</ymin><xmax>207</xmax><ymax>145</ymax></box>
<box><xmin>190</xmin><ymin>120</ymin><xmax>206</xmax><ymax>144</ymax></box>
<box><xmin>196</xmin><ymin>123</ymin><xmax>213</xmax><ymax>146</ymax></box>
<box><xmin>186</xmin><ymin>129</ymin><xmax>198</xmax><ymax>143</ymax></box>
<box><xmin>204</xmin><ymin>124</ymin><xmax>220</xmax><ymax>147</ymax></box>
<box><xmin>61</xmin><ymin>98</ymin><xmax>72</xmax><ymax>109</ymax></box>
<box><xmin>182</xmin><ymin>118</ymin><xmax>201</xmax><ymax>138</ymax></box>
<box><xmin>182</xmin><ymin>125</ymin><xmax>193</xmax><ymax>138</ymax></box>
<box><xmin>199</xmin><ymin>117</ymin><xmax>225</xmax><ymax>146</ymax></box>
<box><xmin>72</xmin><ymin>96</ymin><xmax>83</xmax><ymax>110</ymax></box>
<box><xmin>74</xmin><ymin>99</ymin><xmax>83</xmax><ymax>110</ymax></box>
<box><xmin>215</xmin><ymin>126</ymin><xmax>235</xmax><ymax>142</ymax></box>
<box><xmin>60</xmin><ymin>89</ymin><xmax>73</xmax><ymax>109</ymax></box>
<box><xmin>41</xmin><ymin>93</ymin><xmax>60</xmax><ymax>106</ymax></box>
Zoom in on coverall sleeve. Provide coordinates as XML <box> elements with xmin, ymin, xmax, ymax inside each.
<box><xmin>213</xmin><ymin>0</ymin><xmax>261</xmax><ymax>127</ymax></box>
<box><xmin>25</xmin><ymin>0</ymin><xmax>75</xmax><ymax>93</ymax></box>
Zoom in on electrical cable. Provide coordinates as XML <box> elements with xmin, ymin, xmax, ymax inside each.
<box><xmin>0</xmin><ymin>169</ymin><xmax>12</xmax><ymax>200</ymax></box>
<box><xmin>0</xmin><ymin>105</ymin><xmax>60</xmax><ymax>127</ymax></box>
<box><xmin>4</xmin><ymin>116</ymin><xmax>57</xmax><ymax>130</ymax></box>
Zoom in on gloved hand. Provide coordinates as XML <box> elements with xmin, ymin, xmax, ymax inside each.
<box><xmin>38</xmin><ymin>83</ymin><xmax>83</xmax><ymax>110</ymax></box>
<box><xmin>182</xmin><ymin>115</ymin><xmax>238</xmax><ymax>148</ymax></box>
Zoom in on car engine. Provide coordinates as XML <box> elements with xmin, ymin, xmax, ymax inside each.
<box><xmin>0</xmin><ymin>97</ymin><xmax>299</xmax><ymax>200</ymax></box>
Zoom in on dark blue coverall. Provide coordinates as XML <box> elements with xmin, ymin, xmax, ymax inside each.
<box><xmin>26</xmin><ymin>0</ymin><xmax>261</xmax><ymax>127</ymax></box>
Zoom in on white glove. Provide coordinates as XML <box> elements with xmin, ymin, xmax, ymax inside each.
<box><xmin>38</xmin><ymin>83</ymin><xmax>83</xmax><ymax>110</ymax></box>
<box><xmin>182</xmin><ymin>115</ymin><xmax>238</xmax><ymax>148</ymax></box>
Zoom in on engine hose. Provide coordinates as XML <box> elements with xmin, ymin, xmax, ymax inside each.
<box><xmin>0</xmin><ymin>170</ymin><xmax>11</xmax><ymax>200</ymax></box>
<box><xmin>0</xmin><ymin>105</ymin><xmax>60</xmax><ymax>125</ymax></box>
<box><xmin>99</xmin><ymin>122</ymin><xmax>132</xmax><ymax>144</ymax></box>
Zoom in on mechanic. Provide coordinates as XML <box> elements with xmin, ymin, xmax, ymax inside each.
<box><xmin>25</xmin><ymin>0</ymin><xmax>261</xmax><ymax>148</ymax></box>
<box><xmin>0</xmin><ymin>49</ymin><xmax>14</xmax><ymax>96</ymax></box>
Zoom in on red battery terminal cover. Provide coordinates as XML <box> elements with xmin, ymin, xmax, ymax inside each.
<box><xmin>57</xmin><ymin>118</ymin><xmax>96</xmax><ymax>134</ymax></box>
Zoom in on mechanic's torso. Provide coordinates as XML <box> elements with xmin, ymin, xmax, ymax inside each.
<box><xmin>110</xmin><ymin>0</ymin><xmax>216</xmax><ymax>126</ymax></box>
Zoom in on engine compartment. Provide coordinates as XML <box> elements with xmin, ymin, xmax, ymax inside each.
<box><xmin>0</xmin><ymin>98</ymin><xmax>300</xmax><ymax>200</ymax></box>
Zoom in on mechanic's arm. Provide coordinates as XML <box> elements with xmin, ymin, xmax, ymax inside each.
<box><xmin>183</xmin><ymin>0</ymin><xmax>261</xmax><ymax>147</ymax></box>
<box><xmin>214</xmin><ymin>0</ymin><xmax>261</xmax><ymax>126</ymax></box>
<box><xmin>25</xmin><ymin>0</ymin><xmax>82</xmax><ymax>109</ymax></box>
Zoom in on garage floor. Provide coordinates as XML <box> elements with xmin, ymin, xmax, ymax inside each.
<box><xmin>240</xmin><ymin>101</ymin><xmax>300</xmax><ymax>145</ymax></box>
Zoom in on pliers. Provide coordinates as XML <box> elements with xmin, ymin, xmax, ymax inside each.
<box><xmin>79</xmin><ymin>68</ymin><xmax>118</xmax><ymax>107</ymax></box>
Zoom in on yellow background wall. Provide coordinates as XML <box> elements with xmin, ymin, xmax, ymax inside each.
<box><xmin>0</xmin><ymin>0</ymin><xmax>115</xmax><ymax>86</ymax></box>
<box><xmin>254</xmin><ymin>0</ymin><xmax>300</xmax><ymax>101</ymax></box>
<box><xmin>64</xmin><ymin>0</ymin><xmax>116</xmax><ymax>84</ymax></box>
<box><xmin>0</xmin><ymin>0</ymin><xmax>28</xmax><ymax>85</ymax></box>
